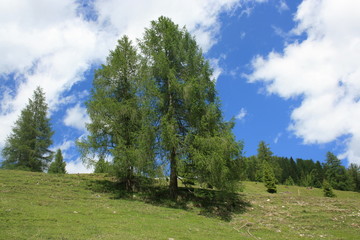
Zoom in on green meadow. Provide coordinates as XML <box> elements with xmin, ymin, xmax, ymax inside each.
<box><xmin>1</xmin><ymin>170</ymin><xmax>359</xmax><ymax>240</ymax></box>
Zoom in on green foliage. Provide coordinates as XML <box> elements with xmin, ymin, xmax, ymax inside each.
<box><xmin>80</xmin><ymin>17</ymin><xmax>242</xmax><ymax>195</ymax></box>
<box><xmin>94</xmin><ymin>158</ymin><xmax>112</xmax><ymax>174</ymax></box>
<box><xmin>1</xmin><ymin>87</ymin><xmax>53</xmax><ymax>172</ymax></box>
<box><xmin>77</xmin><ymin>36</ymin><xmax>156</xmax><ymax>191</ymax></box>
<box><xmin>323</xmin><ymin>180</ymin><xmax>336</xmax><ymax>198</ymax></box>
<box><xmin>141</xmin><ymin>16</ymin><xmax>242</xmax><ymax>194</ymax></box>
<box><xmin>262</xmin><ymin>161</ymin><xmax>277</xmax><ymax>193</ymax></box>
<box><xmin>257</xmin><ymin>141</ymin><xmax>273</xmax><ymax>162</ymax></box>
<box><xmin>48</xmin><ymin>149</ymin><xmax>66</xmax><ymax>174</ymax></box>
<box><xmin>348</xmin><ymin>163</ymin><xmax>360</xmax><ymax>192</ymax></box>
<box><xmin>324</xmin><ymin>152</ymin><xmax>352</xmax><ymax>191</ymax></box>
<box><xmin>284</xmin><ymin>176</ymin><xmax>295</xmax><ymax>186</ymax></box>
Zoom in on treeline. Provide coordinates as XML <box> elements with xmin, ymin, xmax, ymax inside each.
<box><xmin>239</xmin><ymin>141</ymin><xmax>360</xmax><ymax>192</ymax></box>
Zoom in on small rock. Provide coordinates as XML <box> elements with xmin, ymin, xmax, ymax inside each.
<box><xmin>266</xmin><ymin>199</ymin><xmax>270</xmax><ymax>202</ymax></box>
<box><xmin>73</xmin><ymin>211</ymin><xmax>78</xmax><ymax>214</ymax></box>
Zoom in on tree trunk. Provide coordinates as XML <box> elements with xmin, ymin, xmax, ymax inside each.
<box><xmin>169</xmin><ymin>147</ymin><xmax>178</xmax><ymax>199</ymax></box>
<box><xmin>126</xmin><ymin>166</ymin><xmax>134</xmax><ymax>192</ymax></box>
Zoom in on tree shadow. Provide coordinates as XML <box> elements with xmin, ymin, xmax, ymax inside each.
<box><xmin>87</xmin><ymin>178</ymin><xmax>251</xmax><ymax>221</ymax></box>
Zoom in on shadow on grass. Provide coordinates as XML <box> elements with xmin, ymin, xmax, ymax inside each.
<box><xmin>87</xmin><ymin>178</ymin><xmax>251</xmax><ymax>221</ymax></box>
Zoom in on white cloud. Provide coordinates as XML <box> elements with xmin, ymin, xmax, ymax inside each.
<box><xmin>0</xmin><ymin>0</ymin><xmax>112</xmax><ymax>149</ymax></box>
<box><xmin>64</xmin><ymin>103</ymin><xmax>90</xmax><ymax>131</ymax></box>
<box><xmin>235</xmin><ymin>108</ymin><xmax>247</xmax><ymax>120</ymax></box>
<box><xmin>0</xmin><ymin>0</ymin><xmax>247</xmax><ymax>150</ymax></box>
<box><xmin>209</xmin><ymin>54</ymin><xmax>227</xmax><ymax>81</ymax></box>
<box><xmin>248</xmin><ymin>0</ymin><xmax>360</xmax><ymax>165</ymax></box>
<box><xmin>94</xmin><ymin>0</ymin><xmax>241</xmax><ymax>52</ymax></box>
<box><xmin>66</xmin><ymin>158</ymin><xmax>94</xmax><ymax>174</ymax></box>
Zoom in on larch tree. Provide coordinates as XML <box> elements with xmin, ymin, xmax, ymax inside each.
<box><xmin>141</xmin><ymin>17</ymin><xmax>242</xmax><ymax>196</ymax></box>
<box><xmin>48</xmin><ymin>149</ymin><xmax>66</xmax><ymax>174</ymax></box>
<box><xmin>1</xmin><ymin>87</ymin><xmax>53</xmax><ymax>172</ymax></box>
<box><xmin>324</xmin><ymin>152</ymin><xmax>352</xmax><ymax>191</ymax></box>
<box><xmin>77</xmin><ymin>36</ymin><xmax>156</xmax><ymax>191</ymax></box>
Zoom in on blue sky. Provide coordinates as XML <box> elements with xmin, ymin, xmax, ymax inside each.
<box><xmin>1</xmin><ymin>0</ymin><xmax>360</xmax><ymax>173</ymax></box>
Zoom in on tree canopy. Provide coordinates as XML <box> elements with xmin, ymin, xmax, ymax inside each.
<box><xmin>78</xmin><ymin>17</ymin><xmax>243</xmax><ymax>195</ymax></box>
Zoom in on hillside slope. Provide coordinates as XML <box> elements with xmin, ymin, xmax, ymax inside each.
<box><xmin>1</xmin><ymin>170</ymin><xmax>359</xmax><ymax>239</ymax></box>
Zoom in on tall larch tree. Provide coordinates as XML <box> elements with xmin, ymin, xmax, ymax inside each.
<box><xmin>1</xmin><ymin>87</ymin><xmax>53</xmax><ymax>171</ymax></box>
<box><xmin>78</xmin><ymin>36</ymin><xmax>156</xmax><ymax>191</ymax></box>
<box><xmin>141</xmin><ymin>17</ymin><xmax>242</xmax><ymax>196</ymax></box>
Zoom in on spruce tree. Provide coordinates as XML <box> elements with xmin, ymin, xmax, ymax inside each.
<box><xmin>323</xmin><ymin>179</ymin><xmax>336</xmax><ymax>197</ymax></box>
<box><xmin>48</xmin><ymin>149</ymin><xmax>66</xmax><ymax>174</ymax></box>
<box><xmin>1</xmin><ymin>87</ymin><xmax>53</xmax><ymax>172</ymax></box>
<box><xmin>141</xmin><ymin>17</ymin><xmax>242</xmax><ymax>196</ymax></box>
<box><xmin>262</xmin><ymin>161</ymin><xmax>277</xmax><ymax>193</ymax></box>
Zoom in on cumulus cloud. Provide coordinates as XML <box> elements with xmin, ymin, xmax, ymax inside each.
<box><xmin>0</xmin><ymin>0</ymin><xmax>246</xmax><ymax>151</ymax></box>
<box><xmin>64</xmin><ymin>103</ymin><xmax>90</xmax><ymax>131</ymax></box>
<box><xmin>94</xmin><ymin>0</ymin><xmax>241</xmax><ymax>52</ymax></box>
<box><xmin>66</xmin><ymin>158</ymin><xmax>94</xmax><ymax>174</ymax></box>
<box><xmin>248</xmin><ymin>0</ymin><xmax>360</xmax><ymax>164</ymax></box>
<box><xmin>0</xmin><ymin>0</ymin><xmax>111</xmax><ymax>149</ymax></box>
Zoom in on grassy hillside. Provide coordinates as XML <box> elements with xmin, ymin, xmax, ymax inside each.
<box><xmin>1</xmin><ymin>170</ymin><xmax>359</xmax><ymax>239</ymax></box>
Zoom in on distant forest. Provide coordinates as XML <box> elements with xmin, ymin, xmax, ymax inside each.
<box><xmin>238</xmin><ymin>141</ymin><xmax>360</xmax><ymax>192</ymax></box>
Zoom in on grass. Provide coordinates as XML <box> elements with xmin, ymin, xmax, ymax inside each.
<box><xmin>1</xmin><ymin>170</ymin><xmax>359</xmax><ymax>239</ymax></box>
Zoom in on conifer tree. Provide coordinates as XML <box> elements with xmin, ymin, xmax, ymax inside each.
<box><xmin>348</xmin><ymin>163</ymin><xmax>360</xmax><ymax>192</ymax></box>
<box><xmin>262</xmin><ymin>161</ymin><xmax>277</xmax><ymax>193</ymax></box>
<box><xmin>324</xmin><ymin>152</ymin><xmax>352</xmax><ymax>190</ymax></box>
<box><xmin>78</xmin><ymin>36</ymin><xmax>156</xmax><ymax>191</ymax></box>
<box><xmin>1</xmin><ymin>87</ymin><xmax>53</xmax><ymax>172</ymax></box>
<box><xmin>141</xmin><ymin>17</ymin><xmax>242</xmax><ymax>196</ymax></box>
<box><xmin>48</xmin><ymin>149</ymin><xmax>66</xmax><ymax>174</ymax></box>
<box><xmin>257</xmin><ymin>141</ymin><xmax>273</xmax><ymax>162</ymax></box>
<box><xmin>323</xmin><ymin>179</ymin><xmax>336</xmax><ymax>197</ymax></box>
<box><xmin>284</xmin><ymin>176</ymin><xmax>295</xmax><ymax>186</ymax></box>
